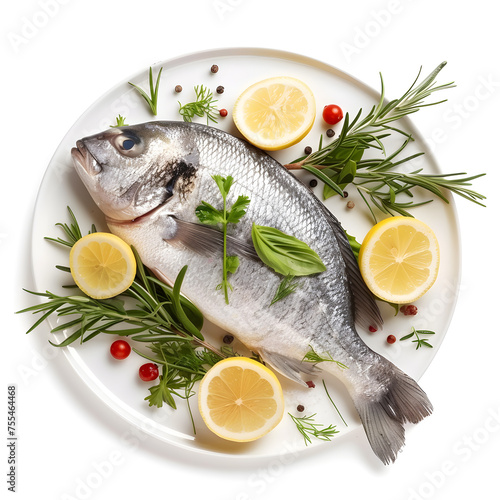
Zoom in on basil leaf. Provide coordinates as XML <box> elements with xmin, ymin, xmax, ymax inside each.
<box><xmin>251</xmin><ymin>224</ymin><xmax>326</xmax><ymax>276</ymax></box>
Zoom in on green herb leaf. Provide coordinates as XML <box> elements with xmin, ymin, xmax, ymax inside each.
<box><xmin>302</xmin><ymin>345</ymin><xmax>348</xmax><ymax>370</ymax></box>
<box><xmin>20</xmin><ymin>208</ymin><xmax>231</xmax><ymax>414</ymax></box>
<box><xmin>171</xmin><ymin>265</ymin><xmax>204</xmax><ymax>340</ymax></box>
<box><xmin>288</xmin><ymin>413</ymin><xmax>339</xmax><ymax>445</ymax></box>
<box><xmin>251</xmin><ymin>224</ymin><xmax>326</xmax><ymax>276</ymax></box>
<box><xmin>226</xmin><ymin>195</ymin><xmax>251</xmax><ymax>224</ymax></box>
<box><xmin>128</xmin><ymin>66</ymin><xmax>163</xmax><ymax>116</ymax></box>
<box><xmin>178</xmin><ymin>85</ymin><xmax>218</xmax><ymax>125</ymax></box>
<box><xmin>194</xmin><ymin>201</ymin><xmax>225</xmax><ymax>225</ymax></box>
<box><xmin>399</xmin><ymin>326</ymin><xmax>435</xmax><ymax>350</ymax></box>
<box><xmin>270</xmin><ymin>275</ymin><xmax>300</xmax><ymax>306</ymax></box>
<box><xmin>286</xmin><ymin>63</ymin><xmax>486</xmax><ymax>221</ymax></box>
<box><xmin>145</xmin><ymin>366</ymin><xmax>177</xmax><ymax>409</ymax></box>
<box><xmin>110</xmin><ymin>115</ymin><xmax>128</xmax><ymax>128</ymax></box>
<box><xmin>225</xmin><ymin>255</ymin><xmax>240</xmax><ymax>274</ymax></box>
<box><xmin>322</xmin><ymin>380</ymin><xmax>348</xmax><ymax>427</ymax></box>
<box><xmin>195</xmin><ymin>175</ymin><xmax>250</xmax><ymax>304</ymax></box>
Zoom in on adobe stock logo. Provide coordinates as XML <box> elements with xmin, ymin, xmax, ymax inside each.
<box><xmin>339</xmin><ymin>0</ymin><xmax>410</xmax><ymax>63</ymax></box>
<box><xmin>7</xmin><ymin>0</ymin><xmax>72</xmax><ymax>54</ymax></box>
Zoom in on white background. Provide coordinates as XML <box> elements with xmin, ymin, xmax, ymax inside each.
<box><xmin>2</xmin><ymin>1</ymin><xmax>498</xmax><ymax>499</ymax></box>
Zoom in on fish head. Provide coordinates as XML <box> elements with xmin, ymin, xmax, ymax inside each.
<box><xmin>71</xmin><ymin>122</ymin><xmax>198</xmax><ymax>221</ymax></box>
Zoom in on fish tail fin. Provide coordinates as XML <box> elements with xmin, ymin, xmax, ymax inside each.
<box><xmin>353</xmin><ymin>365</ymin><xmax>433</xmax><ymax>465</ymax></box>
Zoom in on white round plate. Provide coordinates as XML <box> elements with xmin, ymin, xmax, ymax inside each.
<box><xmin>30</xmin><ymin>48</ymin><xmax>460</xmax><ymax>459</ymax></box>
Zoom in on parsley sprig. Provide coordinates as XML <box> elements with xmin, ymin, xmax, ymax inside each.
<box><xmin>196</xmin><ymin>175</ymin><xmax>250</xmax><ymax>304</ymax></box>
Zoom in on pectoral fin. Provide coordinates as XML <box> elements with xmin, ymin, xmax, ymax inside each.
<box><xmin>164</xmin><ymin>217</ymin><xmax>258</xmax><ymax>259</ymax></box>
<box><xmin>260</xmin><ymin>349</ymin><xmax>319</xmax><ymax>386</ymax></box>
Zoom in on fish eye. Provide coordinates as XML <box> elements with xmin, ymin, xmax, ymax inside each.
<box><xmin>122</xmin><ymin>139</ymin><xmax>135</xmax><ymax>150</ymax></box>
<box><xmin>113</xmin><ymin>132</ymin><xmax>144</xmax><ymax>158</ymax></box>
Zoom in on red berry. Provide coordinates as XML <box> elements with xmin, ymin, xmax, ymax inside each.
<box><xmin>219</xmin><ymin>108</ymin><xmax>228</xmax><ymax>117</ymax></box>
<box><xmin>306</xmin><ymin>380</ymin><xmax>315</xmax><ymax>388</ymax></box>
<box><xmin>369</xmin><ymin>325</ymin><xmax>378</xmax><ymax>333</ymax></box>
<box><xmin>322</xmin><ymin>104</ymin><xmax>343</xmax><ymax>125</ymax></box>
<box><xmin>387</xmin><ymin>335</ymin><xmax>396</xmax><ymax>344</ymax></box>
<box><xmin>139</xmin><ymin>363</ymin><xmax>159</xmax><ymax>382</ymax></box>
<box><xmin>110</xmin><ymin>340</ymin><xmax>131</xmax><ymax>360</ymax></box>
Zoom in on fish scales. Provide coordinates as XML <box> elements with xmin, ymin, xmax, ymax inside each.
<box><xmin>71</xmin><ymin>121</ymin><xmax>432</xmax><ymax>464</ymax></box>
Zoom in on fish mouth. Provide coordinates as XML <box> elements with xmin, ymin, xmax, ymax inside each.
<box><xmin>71</xmin><ymin>140</ymin><xmax>101</xmax><ymax>175</ymax></box>
<box><xmin>105</xmin><ymin>198</ymin><xmax>171</xmax><ymax>227</ymax></box>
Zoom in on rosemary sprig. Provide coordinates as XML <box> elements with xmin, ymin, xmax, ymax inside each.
<box><xmin>110</xmin><ymin>115</ymin><xmax>128</xmax><ymax>128</ymax></box>
<box><xmin>128</xmin><ymin>66</ymin><xmax>163</xmax><ymax>116</ymax></box>
<box><xmin>288</xmin><ymin>413</ymin><xmax>339</xmax><ymax>445</ymax></box>
<box><xmin>400</xmin><ymin>327</ymin><xmax>435</xmax><ymax>349</ymax></box>
<box><xmin>44</xmin><ymin>206</ymin><xmax>96</xmax><ymax>247</ymax></box>
<box><xmin>286</xmin><ymin>62</ymin><xmax>486</xmax><ymax>221</ymax></box>
<box><xmin>178</xmin><ymin>85</ymin><xmax>219</xmax><ymax>124</ymax></box>
<box><xmin>17</xmin><ymin>208</ymin><xmax>230</xmax><ymax>411</ymax></box>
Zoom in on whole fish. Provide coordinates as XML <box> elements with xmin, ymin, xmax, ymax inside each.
<box><xmin>71</xmin><ymin>121</ymin><xmax>432</xmax><ymax>464</ymax></box>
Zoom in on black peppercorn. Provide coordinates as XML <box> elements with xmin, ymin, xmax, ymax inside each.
<box><xmin>326</xmin><ymin>128</ymin><xmax>335</xmax><ymax>138</ymax></box>
<box><xmin>174</xmin><ymin>85</ymin><xmax>182</xmax><ymax>93</ymax></box>
<box><xmin>223</xmin><ymin>334</ymin><xmax>234</xmax><ymax>344</ymax></box>
<box><xmin>211</xmin><ymin>64</ymin><xmax>219</xmax><ymax>73</ymax></box>
<box><xmin>216</xmin><ymin>85</ymin><xmax>224</xmax><ymax>94</ymax></box>
<box><xmin>309</xmin><ymin>179</ymin><xmax>318</xmax><ymax>188</ymax></box>
<box><xmin>304</xmin><ymin>146</ymin><xmax>312</xmax><ymax>155</ymax></box>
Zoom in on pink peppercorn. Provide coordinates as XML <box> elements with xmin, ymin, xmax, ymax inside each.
<box><xmin>400</xmin><ymin>304</ymin><xmax>418</xmax><ymax>316</ymax></box>
<box><xmin>306</xmin><ymin>381</ymin><xmax>315</xmax><ymax>388</ymax></box>
<box><xmin>219</xmin><ymin>108</ymin><xmax>228</xmax><ymax>117</ymax></box>
<box><xmin>369</xmin><ymin>325</ymin><xmax>378</xmax><ymax>333</ymax></box>
<box><xmin>387</xmin><ymin>335</ymin><xmax>396</xmax><ymax>344</ymax></box>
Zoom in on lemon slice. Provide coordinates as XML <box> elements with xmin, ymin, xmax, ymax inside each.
<box><xmin>69</xmin><ymin>232</ymin><xmax>136</xmax><ymax>299</ymax></box>
<box><xmin>198</xmin><ymin>357</ymin><xmax>285</xmax><ymax>442</ymax></box>
<box><xmin>233</xmin><ymin>76</ymin><xmax>316</xmax><ymax>151</ymax></box>
<box><xmin>358</xmin><ymin>216</ymin><xmax>440</xmax><ymax>304</ymax></box>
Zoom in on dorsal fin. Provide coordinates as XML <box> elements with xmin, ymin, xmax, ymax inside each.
<box><xmin>317</xmin><ymin>203</ymin><xmax>383</xmax><ymax>330</ymax></box>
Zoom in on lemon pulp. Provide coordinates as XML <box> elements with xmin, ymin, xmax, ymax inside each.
<box><xmin>69</xmin><ymin>232</ymin><xmax>136</xmax><ymax>299</ymax></box>
<box><xmin>233</xmin><ymin>76</ymin><xmax>316</xmax><ymax>151</ymax></box>
<box><xmin>198</xmin><ymin>357</ymin><xmax>285</xmax><ymax>442</ymax></box>
<box><xmin>358</xmin><ymin>216</ymin><xmax>440</xmax><ymax>304</ymax></box>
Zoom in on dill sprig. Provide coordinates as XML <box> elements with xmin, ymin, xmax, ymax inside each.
<box><xmin>302</xmin><ymin>345</ymin><xmax>348</xmax><ymax>370</ymax></box>
<box><xmin>400</xmin><ymin>327</ymin><xmax>435</xmax><ymax>349</ymax></box>
<box><xmin>178</xmin><ymin>85</ymin><xmax>219</xmax><ymax>125</ymax></box>
<box><xmin>128</xmin><ymin>66</ymin><xmax>163</xmax><ymax>116</ymax></box>
<box><xmin>286</xmin><ymin>62</ymin><xmax>486</xmax><ymax>221</ymax></box>
<box><xmin>288</xmin><ymin>413</ymin><xmax>339</xmax><ymax>445</ymax></box>
<box><xmin>17</xmin><ymin>208</ymin><xmax>229</xmax><ymax>411</ymax></box>
<box><xmin>270</xmin><ymin>275</ymin><xmax>300</xmax><ymax>306</ymax></box>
